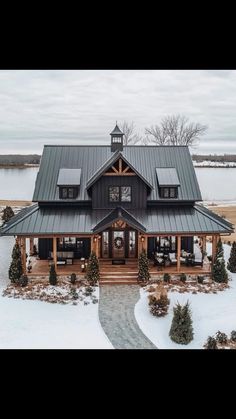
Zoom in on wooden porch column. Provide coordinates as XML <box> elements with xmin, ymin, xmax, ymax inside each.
<box><xmin>53</xmin><ymin>237</ymin><xmax>57</xmax><ymax>272</ymax></box>
<box><xmin>29</xmin><ymin>237</ymin><xmax>34</xmax><ymax>256</ymax></box>
<box><xmin>91</xmin><ymin>235</ymin><xmax>99</xmax><ymax>257</ymax></box>
<box><xmin>21</xmin><ymin>237</ymin><xmax>26</xmax><ymax>274</ymax></box>
<box><xmin>202</xmin><ymin>236</ymin><xmax>206</xmax><ymax>254</ymax></box>
<box><xmin>177</xmin><ymin>235</ymin><xmax>181</xmax><ymax>272</ymax></box>
<box><xmin>212</xmin><ymin>235</ymin><xmax>217</xmax><ymax>264</ymax></box>
<box><xmin>142</xmin><ymin>235</ymin><xmax>148</xmax><ymax>253</ymax></box>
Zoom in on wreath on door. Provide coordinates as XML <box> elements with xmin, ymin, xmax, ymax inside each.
<box><xmin>114</xmin><ymin>236</ymin><xmax>124</xmax><ymax>249</ymax></box>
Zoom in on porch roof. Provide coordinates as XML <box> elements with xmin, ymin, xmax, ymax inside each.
<box><xmin>0</xmin><ymin>204</ymin><xmax>234</xmax><ymax>236</ymax></box>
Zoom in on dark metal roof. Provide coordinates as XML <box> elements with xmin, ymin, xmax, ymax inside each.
<box><xmin>0</xmin><ymin>204</ymin><xmax>233</xmax><ymax>236</ymax></box>
<box><xmin>86</xmin><ymin>151</ymin><xmax>153</xmax><ymax>190</ymax></box>
<box><xmin>110</xmin><ymin>124</ymin><xmax>124</xmax><ymax>135</ymax></box>
<box><xmin>156</xmin><ymin>168</ymin><xmax>180</xmax><ymax>186</ymax></box>
<box><xmin>128</xmin><ymin>205</ymin><xmax>234</xmax><ymax>234</ymax></box>
<box><xmin>57</xmin><ymin>168</ymin><xmax>81</xmax><ymax>186</ymax></box>
<box><xmin>92</xmin><ymin>207</ymin><xmax>146</xmax><ymax>233</ymax></box>
<box><xmin>33</xmin><ymin>145</ymin><xmax>201</xmax><ymax>202</ymax></box>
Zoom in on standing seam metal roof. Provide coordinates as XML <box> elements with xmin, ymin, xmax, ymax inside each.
<box><xmin>0</xmin><ymin>204</ymin><xmax>233</xmax><ymax>236</ymax></box>
<box><xmin>32</xmin><ymin>145</ymin><xmax>202</xmax><ymax>202</ymax></box>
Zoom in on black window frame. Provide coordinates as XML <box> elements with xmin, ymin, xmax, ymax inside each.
<box><xmin>59</xmin><ymin>187</ymin><xmax>78</xmax><ymax>199</ymax></box>
<box><xmin>109</xmin><ymin>186</ymin><xmax>120</xmax><ymax>202</ymax></box>
<box><xmin>108</xmin><ymin>186</ymin><xmax>132</xmax><ymax>203</ymax></box>
<box><xmin>120</xmin><ymin>186</ymin><xmax>132</xmax><ymax>202</ymax></box>
<box><xmin>160</xmin><ymin>187</ymin><xmax>178</xmax><ymax>199</ymax></box>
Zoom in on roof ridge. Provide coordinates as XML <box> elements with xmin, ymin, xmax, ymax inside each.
<box><xmin>194</xmin><ymin>204</ymin><xmax>234</xmax><ymax>231</ymax></box>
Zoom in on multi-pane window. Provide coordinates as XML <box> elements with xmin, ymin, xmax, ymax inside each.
<box><xmin>109</xmin><ymin>186</ymin><xmax>132</xmax><ymax>202</ymax></box>
<box><xmin>160</xmin><ymin>187</ymin><xmax>177</xmax><ymax>199</ymax></box>
<box><xmin>121</xmin><ymin>186</ymin><xmax>131</xmax><ymax>202</ymax></box>
<box><xmin>60</xmin><ymin>187</ymin><xmax>77</xmax><ymax>199</ymax></box>
<box><xmin>109</xmin><ymin>186</ymin><xmax>120</xmax><ymax>202</ymax></box>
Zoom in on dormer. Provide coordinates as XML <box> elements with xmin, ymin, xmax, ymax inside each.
<box><xmin>57</xmin><ymin>168</ymin><xmax>81</xmax><ymax>200</ymax></box>
<box><xmin>110</xmin><ymin>123</ymin><xmax>124</xmax><ymax>152</ymax></box>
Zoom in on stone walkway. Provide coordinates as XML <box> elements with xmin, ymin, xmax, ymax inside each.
<box><xmin>99</xmin><ymin>285</ymin><xmax>157</xmax><ymax>349</ymax></box>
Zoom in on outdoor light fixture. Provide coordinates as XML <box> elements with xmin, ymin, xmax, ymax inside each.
<box><xmin>141</xmin><ymin>236</ymin><xmax>145</xmax><ymax>242</ymax></box>
<box><xmin>93</xmin><ymin>237</ymin><xmax>97</xmax><ymax>242</ymax></box>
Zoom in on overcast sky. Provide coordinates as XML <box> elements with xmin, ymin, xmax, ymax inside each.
<box><xmin>0</xmin><ymin>69</ymin><xmax>236</xmax><ymax>154</ymax></box>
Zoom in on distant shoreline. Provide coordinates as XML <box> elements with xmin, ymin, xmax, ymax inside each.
<box><xmin>0</xmin><ymin>164</ymin><xmax>39</xmax><ymax>169</ymax></box>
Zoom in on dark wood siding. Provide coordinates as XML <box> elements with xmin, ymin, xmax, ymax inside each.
<box><xmin>92</xmin><ymin>175</ymin><xmax>147</xmax><ymax>209</ymax></box>
<box><xmin>38</xmin><ymin>238</ymin><xmax>53</xmax><ymax>259</ymax></box>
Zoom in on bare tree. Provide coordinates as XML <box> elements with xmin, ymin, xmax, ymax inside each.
<box><xmin>145</xmin><ymin>115</ymin><xmax>208</xmax><ymax>146</ymax></box>
<box><xmin>120</xmin><ymin>121</ymin><xmax>142</xmax><ymax>145</ymax></box>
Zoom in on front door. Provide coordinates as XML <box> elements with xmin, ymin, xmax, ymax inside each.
<box><xmin>112</xmin><ymin>231</ymin><xmax>125</xmax><ymax>258</ymax></box>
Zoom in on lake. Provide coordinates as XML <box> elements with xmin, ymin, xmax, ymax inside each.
<box><xmin>0</xmin><ymin>166</ymin><xmax>235</xmax><ymax>202</ymax></box>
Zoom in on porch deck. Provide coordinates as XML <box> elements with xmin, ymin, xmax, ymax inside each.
<box><xmin>28</xmin><ymin>257</ymin><xmax>211</xmax><ymax>279</ymax></box>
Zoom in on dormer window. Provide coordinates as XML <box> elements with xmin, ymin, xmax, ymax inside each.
<box><xmin>60</xmin><ymin>187</ymin><xmax>78</xmax><ymax>199</ymax></box>
<box><xmin>156</xmin><ymin>167</ymin><xmax>180</xmax><ymax>200</ymax></box>
<box><xmin>160</xmin><ymin>187</ymin><xmax>178</xmax><ymax>199</ymax></box>
<box><xmin>57</xmin><ymin>168</ymin><xmax>81</xmax><ymax>200</ymax></box>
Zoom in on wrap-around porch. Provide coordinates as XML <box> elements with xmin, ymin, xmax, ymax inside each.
<box><xmin>16</xmin><ymin>232</ymin><xmax>219</xmax><ymax>280</ymax></box>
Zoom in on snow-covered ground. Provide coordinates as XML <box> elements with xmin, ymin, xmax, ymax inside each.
<box><xmin>135</xmin><ymin>244</ymin><xmax>236</xmax><ymax>349</ymax></box>
<box><xmin>0</xmin><ymin>286</ymin><xmax>113</xmax><ymax>349</ymax></box>
<box><xmin>193</xmin><ymin>160</ymin><xmax>236</xmax><ymax>168</ymax></box>
<box><xmin>0</xmin><ymin>237</ymin><xmax>113</xmax><ymax>349</ymax></box>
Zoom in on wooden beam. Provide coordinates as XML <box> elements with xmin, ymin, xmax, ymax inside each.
<box><xmin>119</xmin><ymin>158</ymin><xmax>122</xmax><ymax>173</ymax></box>
<box><xmin>123</xmin><ymin>165</ymin><xmax>131</xmax><ymax>173</ymax></box>
<box><xmin>53</xmin><ymin>237</ymin><xmax>57</xmax><ymax>272</ymax></box>
<box><xmin>212</xmin><ymin>235</ymin><xmax>217</xmax><ymax>264</ymax></box>
<box><xmin>29</xmin><ymin>237</ymin><xmax>34</xmax><ymax>256</ymax></box>
<box><xmin>21</xmin><ymin>237</ymin><xmax>26</xmax><ymax>275</ymax></box>
<box><xmin>202</xmin><ymin>236</ymin><xmax>206</xmax><ymax>254</ymax></box>
<box><xmin>104</xmin><ymin>172</ymin><xmax>136</xmax><ymax>176</ymax></box>
<box><xmin>111</xmin><ymin>165</ymin><xmax>119</xmax><ymax>173</ymax></box>
<box><xmin>177</xmin><ymin>236</ymin><xmax>181</xmax><ymax>272</ymax></box>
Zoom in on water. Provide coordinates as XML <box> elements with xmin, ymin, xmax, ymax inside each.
<box><xmin>195</xmin><ymin>167</ymin><xmax>236</xmax><ymax>202</ymax></box>
<box><xmin>0</xmin><ymin>166</ymin><xmax>235</xmax><ymax>202</ymax></box>
<box><xmin>0</xmin><ymin>167</ymin><xmax>38</xmax><ymax>200</ymax></box>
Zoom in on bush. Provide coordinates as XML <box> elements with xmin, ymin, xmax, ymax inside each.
<box><xmin>149</xmin><ymin>294</ymin><xmax>170</xmax><ymax>317</ymax></box>
<box><xmin>138</xmin><ymin>250</ymin><xmax>150</xmax><ymax>282</ymax></box>
<box><xmin>212</xmin><ymin>239</ymin><xmax>228</xmax><ymax>283</ymax></box>
<box><xmin>85</xmin><ymin>252</ymin><xmax>100</xmax><ymax>285</ymax></box>
<box><xmin>227</xmin><ymin>241</ymin><xmax>236</xmax><ymax>273</ymax></box>
<box><xmin>70</xmin><ymin>288</ymin><xmax>78</xmax><ymax>300</ymax></box>
<box><xmin>70</xmin><ymin>273</ymin><xmax>77</xmax><ymax>284</ymax></box>
<box><xmin>2</xmin><ymin>206</ymin><xmax>14</xmax><ymax>223</ymax></box>
<box><xmin>205</xmin><ymin>336</ymin><xmax>218</xmax><ymax>349</ymax></box>
<box><xmin>230</xmin><ymin>331</ymin><xmax>236</xmax><ymax>342</ymax></box>
<box><xmin>180</xmin><ymin>273</ymin><xmax>187</xmax><ymax>283</ymax></box>
<box><xmin>215</xmin><ymin>331</ymin><xmax>228</xmax><ymax>344</ymax></box>
<box><xmin>169</xmin><ymin>301</ymin><xmax>194</xmax><ymax>344</ymax></box>
<box><xmin>9</xmin><ymin>241</ymin><xmax>23</xmax><ymax>284</ymax></box>
<box><xmin>208</xmin><ymin>255</ymin><xmax>212</xmax><ymax>262</ymax></box>
<box><xmin>84</xmin><ymin>286</ymin><xmax>93</xmax><ymax>296</ymax></box>
<box><xmin>18</xmin><ymin>274</ymin><xmax>28</xmax><ymax>287</ymax></box>
<box><xmin>163</xmin><ymin>273</ymin><xmax>171</xmax><ymax>283</ymax></box>
<box><xmin>197</xmin><ymin>275</ymin><xmax>204</xmax><ymax>284</ymax></box>
<box><xmin>49</xmin><ymin>263</ymin><xmax>57</xmax><ymax>286</ymax></box>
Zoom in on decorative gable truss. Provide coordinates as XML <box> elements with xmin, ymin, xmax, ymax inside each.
<box><xmin>86</xmin><ymin>151</ymin><xmax>153</xmax><ymax>190</ymax></box>
<box><xmin>104</xmin><ymin>158</ymin><xmax>136</xmax><ymax>176</ymax></box>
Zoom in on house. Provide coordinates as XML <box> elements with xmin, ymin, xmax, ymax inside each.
<box><xmin>0</xmin><ymin>124</ymin><xmax>234</xmax><ymax>281</ymax></box>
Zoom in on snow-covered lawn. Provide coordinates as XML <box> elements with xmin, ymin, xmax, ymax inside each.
<box><xmin>0</xmin><ymin>286</ymin><xmax>113</xmax><ymax>349</ymax></box>
<box><xmin>135</xmin><ymin>244</ymin><xmax>236</xmax><ymax>349</ymax></box>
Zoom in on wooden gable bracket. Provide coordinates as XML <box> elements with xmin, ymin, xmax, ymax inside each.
<box><xmin>104</xmin><ymin>158</ymin><xmax>136</xmax><ymax>176</ymax></box>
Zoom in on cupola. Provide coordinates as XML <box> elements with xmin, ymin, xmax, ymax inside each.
<box><xmin>110</xmin><ymin>122</ymin><xmax>124</xmax><ymax>152</ymax></box>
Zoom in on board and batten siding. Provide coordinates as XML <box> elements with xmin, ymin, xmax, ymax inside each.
<box><xmin>91</xmin><ymin>175</ymin><xmax>147</xmax><ymax>209</ymax></box>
